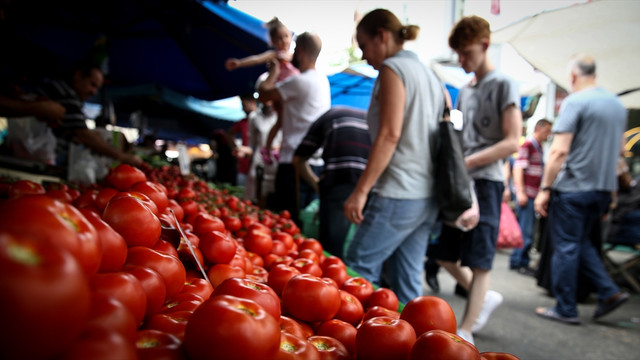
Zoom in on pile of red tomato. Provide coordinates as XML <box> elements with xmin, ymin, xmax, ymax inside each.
<box><xmin>0</xmin><ymin>163</ymin><xmax>519</xmax><ymax>360</ymax></box>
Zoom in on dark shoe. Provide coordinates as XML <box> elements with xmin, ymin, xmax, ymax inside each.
<box><xmin>593</xmin><ymin>292</ymin><xmax>630</xmax><ymax>319</ymax></box>
<box><xmin>454</xmin><ymin>283</ymin><xmax>468</xmax><ymax>298</ymax></box>
<box><xmin>518</xmin><ymin>267</ymin><xmax>537</xmax><ymax>277</ymax></box>
<box><xmin>535</xmin><ymin>306</ymin><xmax>581</xmax><ymax>325</ymax></box>
<box><xmin>426</xmin><ymin>273</ymin><xmax>440</xmax><ymax>293</ymax></box>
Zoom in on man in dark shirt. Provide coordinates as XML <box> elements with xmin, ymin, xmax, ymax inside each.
<box><xmin>293</xmin><ymin>106</ymin><xmax>371</xmax><ymax>257</ymax></box>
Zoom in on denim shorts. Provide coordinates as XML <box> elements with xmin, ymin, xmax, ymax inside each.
<box><xmin>432</xmin><ymin>179</ymin><xmax>503</xmax><ymax>270</ymax></box>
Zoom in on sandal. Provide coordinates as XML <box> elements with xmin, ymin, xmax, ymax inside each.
<box><xmin>535</xmin><ymin>306</ymin><xmax>581</xmax><ymax>325</ymax></box>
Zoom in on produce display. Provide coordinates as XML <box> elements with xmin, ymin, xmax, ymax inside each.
<box><xmin>0</xmin><ymin>163</ymin><xmax>520</xmax><ymax>360</ymax></box>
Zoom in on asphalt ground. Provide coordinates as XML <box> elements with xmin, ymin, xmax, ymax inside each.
<box><xmin>421</xmin><ymin>248</ymin><xmax>640</xmax><ymax>360</ymax></box>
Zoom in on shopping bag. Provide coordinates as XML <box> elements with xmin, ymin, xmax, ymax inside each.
<box><xmin>497</xmin><ymin>202</ymin><xmax>524</xmax><ymax>249</ymax></box>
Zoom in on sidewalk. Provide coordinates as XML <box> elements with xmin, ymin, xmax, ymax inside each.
<box><xmin>423</xmin><ymin>249</ymin><xmax>640</xmax><ymax>360</ymax></box>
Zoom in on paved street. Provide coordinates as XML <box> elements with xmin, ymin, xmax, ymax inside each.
<box><xmin>423</xmin><ymin>248</ymin><xmax>640</xmax><ymax>360</ymax></box>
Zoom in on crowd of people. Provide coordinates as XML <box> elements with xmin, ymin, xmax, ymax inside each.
<box><xmin>1</xmin><ymin>7</ymin><xmax>632</xmax><ymax>346</ymax></box>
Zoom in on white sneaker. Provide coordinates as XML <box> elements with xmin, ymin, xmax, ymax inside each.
<box><xmin>472</xmin><ymin>290</ymin><xmax>504</xmax><ymax>333</ymax></box>
<box><xmin>456</xmin><ymin>328</ymin><xmax>475</xmax><ymax>345</ymax></box>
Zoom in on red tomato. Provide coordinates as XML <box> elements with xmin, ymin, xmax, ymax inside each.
<box><xmin>298</xmin><ymin>248</ymin><xmax>321</xmax><ymax>264</ymax></box>
<box><xmin>106</xmin><ymin>164</ymin><xmax>147</xmax><ymax>191</ymax></box>
<box><xmin>307</xmin><ymin>335</ymin><xmax>351</xmax><ymax>360</ymax></box>
<box><xmin>136</xmin><ymin>329</ymin><xmax>185</xmax><ymax>360</ymax></box>
<box><xmin>191</xmin><ymin>212</ymin><xmax>225</xmax><ymax>236</ymax></box>
<box><xmin>199</xmin><ymin>230</ymin><xmax>236</xmax><ymax>265</ymax></box>
<box><xmin>270</xmin><ymin>239</ymin><xmax>289</xmax><ymax>256</ymax></box>
<box><xmin>181</xmin><ymin>277</ymin><xmax>214</xmax><ymax>301</ymax></box>
<box><xmin>0</xmin><ymin>195</ymin><xmax>100</xmax><ymax>274</ymax></box>
<box><xmin>124</xmin><ymin>264</ymin><xmax>167</xmax><ymax>319</ymax></box>
<box><xmin>280</xmin><ymin>315</ymin><xmax>315</xmax><ymax>339</ymax></box>
<box><xmin>103</xmin><ymin>195</ymin><xmax>161</xmax><ymax>248</ymax></box>
<box><xmin>144</xmin><ymin>310</ymin><xmax>193</xmax><ymax>341</ymax></box>
<box><xmin>267</xmin><ymin>263</ymin><xmax>301</xmax><ymax>297</ymax></box>
<box><xmin>160</xmin><ymin>292</ymin><xmax>204</xmax><ymax>314</ymax></box>
<box><xmin>84</xmin><ymin>292</ymin><xmax>138</xmax><ymax>344</ymax></box>
<box><xmin>80</xmin><ymin>209</ymin><xmax>127</xmax><ymax>273</ymax></box>
<box><xmin>273</xmin><ymin>230</ymin><xmax>294</xmax><ymax>249</ymax></box>
<box><xmin>131</xmin><ymin>180</ymin><xmax>170</xmax><ymax>213</ymax></box>
<box><xmin>282</xmin><ymin>274</ymin><xmax>341</xmax><ymax>323</ymax></box>
<box><xmin>363</xmin><ymin>305</ymin><xmax>401</xmax><ymax>322</ymax></box>
<box><xmin>153</xmin><ymin>239</ymin><xmax>180</xmax><ymax>259</ymax></box>
<box><xmin>410</xmin><ymin>330</ymin><xmax>480</xmax><ymax>360</ymax></box>
<box><xmin>111</xmin><ymin>190</ymin><xmax>160</xmax><ymax>216</ymax></box>
<box><xmin>7</xmin><ymin>179</ymin><xmax>45</xmax><ymax>198</ymax></box>
<box><xmin>340</xmin><ymin>276</ymin><xmax>374</xmax><ymax>306</ymax></box>
<box><xmin>90</xmin><ymin>271</ymin><xmax>148</xmax><ymax>325</ymax></box>
<box><xmin>315</xmin><ymin>319</ymin><xmax>357</xmax><ymax>357</ymax></box>
<box><xmin>184</xmin><ymin>295</ymin><xmax>281</xmax><ymax>360</ymax></box>
<box><xmin>222</xmin><ymin>214</ymin><xmax>242</xmax><ymax>232</ymax></box>
<box><xmin>73</xmin><ymin>189</ymin><xmax>98</xmax><ymax>211</ymax></box>
<box><xmin>126</xmin><ymin>246</ymin><xmax>186</xmax><ymax>300</ymax></box>
<box><xmin>58</xmin><ymin>328</ymin><xmax>138</xmax><ymax>360</ymax></box>
<box><xmin>356</xmin><ymin>316</ymin><xmax>417</xmax><ymax>360</ymax></box>
<box><xmin>298</xmin><ymin>238</ymin><xmax>324</xmax><ymax>258</ymax></box>
<box><xmin>321</xmin><ymin>255</ymin><xmax>346</xmax><ymax>271</ymax></box>
<box><xmin>0</xmin><ymin>232</ymin><xmax>91</xmax><ymax>359</ymax></box>
<box><xmin>166</xmin><ymin>199</ymin><xmax>184</xmax><ymax>222</ymax></box>
<box><xmin>400</xmin><ymin>296</ymin><xmax>457</xmax><ymax>336</ymax></box>
<box><xmin>480</xmin><ymin>352</ymin><xmax>521</xmax><ymax>360</ymax></box>
<box><xmin>207</xmin><ymin>263</ymin><xmax>246</xmax><ymax>287</ymax></box>
<box><xmin>291</xmin><ymin>257</ymin><xmax>323</xmax><ymax>277</ymax></box>
<box><xmin>213</xmin><ymin>277</ymin><xmax>282</xmax><ymax>320</ymax></box>
<box><xmin>244</xmin><ymin>222</ymin><xmax>274</xmax><ymax>256</ymax></box>
<box><xmin>275</xmin><ymin>332</ymin><xmax>321</xmax><ymax>360</ymax></box>
<box><xmin>94</xmin><ymin>187</ymin><xmax>119</xmax><ymax>212</ymax></box>
<box><xmin>321</xmin><ymin>263</ymin><xmax>350</xmax><ymax>288</ymax></box>
<box><xmin>264</xmin><ymin>254</ymin><xmax>295</xmax><ymax>270</ymax></box>
<box><xmin>46</xmin><ymin>188</ymin><xmax>73</xmax><ymax>203</ymax></box>
<box><xmin>335</xmin><ymin>289</ymin><xmax>364</xmax><ymax>326</ymax></box>
<box><xmin>366</xmin><ymin>287</ymin><xmax>400</xmax><ymax>312</ymax></box>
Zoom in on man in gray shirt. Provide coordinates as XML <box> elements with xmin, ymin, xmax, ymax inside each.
<box><xmin>534</xmin><ymin>54</ymin><xmax>629</xmax><ymax>324</ymax></box>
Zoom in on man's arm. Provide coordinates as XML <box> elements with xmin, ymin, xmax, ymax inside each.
<box><xmin>293</xmin><ymin>155</ymin><xmax>319</xmax><ymax>193</ymax></box>
<box><xmin>512</xmin><ymin>165</ymin><xmax>527</xmax><ymax>206</ymax></box>
<box><xmin>534</xmin><ymin>132</ymin><xmax>573</xmax><ymax>217</ymax></box>
<box><xmin>0</xmin><ymin>95</ymin><xmax>65</xmax><ymax>125</ymax></box>
<box><xmin>74</xmin><ymin>128</ymin><xmax>142</xmax><ymax>166</ymax></box>
<box><xmin>465</xmin><ymin>104</ymin><xmax>522</xmax><ymax>169</ymax></box>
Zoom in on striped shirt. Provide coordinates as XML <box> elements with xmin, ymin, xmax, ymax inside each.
<box><xmin>294</xmin><ymin>106</ymin><xmax>371</xmax><ymax>192</ymax></box>
<box><xmin>514</xmin><ymin>138</ymin><xmax>544</xmax><ymax>198</ymax></box>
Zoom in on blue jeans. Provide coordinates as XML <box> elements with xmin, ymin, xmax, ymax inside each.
<box><xmin>319</xmin><ymin>183</ymin><xmax>356</xmax><ymax>258</ymax></box>
<box><xmin>548</xmin><ymin>191</ymin><xmax>620</xmax><ymax>317</ymax></box>
<box><xmin>344</xmin><ymin>194</ymin><xmax>438</xmax><ymax>304</ymax></box>
<box><xmin>510</xmin><ymin>198</ymin><xmax>535</xmax><ymax>268</ymax></box>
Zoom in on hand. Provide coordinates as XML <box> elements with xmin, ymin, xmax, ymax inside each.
<box><xmin>534</xmin><ymin>191</ymin><xmax>551</xmax><ymax>218</ymax></box>
<box><xmin>225</xmin><ymin>58</ymin><xmax>239</xmax><ymax>71</ymax></box>
<box><xmin>502</xmin><ymin>187</ymin><xmax>512</xmax><ymax>203</ymax></box>
<box><xmin>516</xmin><ymin>191</ymin><xmax>528</xmax><ymax>207</ymax></box>
<box><xmin>454</xmin><ymin>201</ymin><xmax>479</xmax><ymax>232</ymax></box>
<box><xmin>266</xmin><ymin>58</ymin><xmax>280</xmax><ymax>78</ymax></box>
<box><xmin>33</xmin><ymin>100</ymin><xmax>65</xmax><ymax>126</ymax></box>
<box><xmin>343</xmin><ymin>189</ymin><xmax>367</xmax><ymax>225</ymax></box>
<box><xmin>121</xmin><ymin>153</ymin><xmax>143</xmax><ymax>167</ymax></box>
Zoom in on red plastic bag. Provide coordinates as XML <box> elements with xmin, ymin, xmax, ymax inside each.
<box><xmin>497</xmin><ymin>202</ymin><xmax>523</xmax><ymax>249</ymax></box>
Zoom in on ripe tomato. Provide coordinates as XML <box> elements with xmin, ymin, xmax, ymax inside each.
<box><xmin>0</xmin><ymin>195</ymin><xmax>100</xmax><ymax>274</ymax></box>
<box><xmin>110</xmin><ymin>190</ymin><xmax>160</xmax><ymax>216</ymax></box>
<box><xmin>181</xmin><ymin>277</ymin><xmax>214</xmax><ymax>301</ymax></box>
<box><xmin>136</xmin><ymin>329</ymin><xmax>185</xmax><ymax>360</ymax></box>
<box><xmin>94</xmin><ymin>187</ymin><xmax>119</xmax><ymax>212</ymax></box>
<box><xmin>7</xmin><ymin>179</ymin><xmax>45</xmax><ymax>198</ymax></box>
<box><xmin>213</xmin><ymin>277</ymin><xmax>282</xmax><ymax>320</ymax></box>
<box><xmin>334</xmin><ymin>289</ymin><xmax>364</xmax><ymax>326</ymax></box>
<box><xmin>166</xmin><ymin>199</ymin><xmax>184</xmax><ymax>222</ymax></box>
<box><xmin>80</xmin><ymin>208</ymin><xmax>127</xmax><ymax>273</ymax></box>
<box><xmin>103</xmin><ymin>195</ymin><xmax>161</xmax><ymax>248</ymax></box>
<box><xmin>280</xmin><ymin>315</ymin><xmax>315</xmax><ymax>339</ymax></box>
<box><xmin>298</xmin><ymin>238</ymin><xmax>324</xmax><ymax>258</ymax></box>
<box><xmin>126</xmin><ymin>246</ymin><xmax>186</xmax><ymax>300</ymax></box>
<box><xmin>480</xmin><ymin>352</ymin><xmax>521</xmax><ymax>360</ymax></box>
<box><xmin>124</xmin><ymin>264</ymin><xmax>167</xmax><ymax>319</ymax></box>
<box><xmin>90</xmin><ymin>271</ymin><xmax>148</xmax><ymax>326</ymax></box>
<box><xmin>400</xmin><ymin>296</ymin><xmax>457</xmax><ymax>336</ymax></box>
<box><xmin>207</xmin><ymin>263</ymin><xmax>246</xmax><ymax>287</ymax></box>
<box><xmin>267</xmin><ymin>263</ymin><xmax>301</xmax><ymax>297</ymax></box>
<box><xmin>363</xmin><ymin>305</ymin><xmax>401</xmax><ymax>322</ymax></box>
<box><xmin>315</xmin><ymin>319</ymin><xmax>357</xmax><ymax>357</ymax></box>
<box><xmin>0</xmin><ymin>232</ymin><xmax>91</xmax><ymax>359</ymax></box>
<box><xmin>191</xmin><ymin>212</ymin><xmax>225</xmax><ymax>236</ymax></box>
<box><xmin>264</xmin><ymin>254</ymin><xmax>294</xmax><ymax>270</ymax></box>
<box><xmin>160</xmin><ymin>292</ymin><xmax>204</xmax><ymax>314</ymax></box>
<box><xmin>298</xmin><ymin>248</ymin><xmax>321</xmax><ymax>264</ymax></box>
<box><xmin>131</xmin><ymin>180</ymin><xmax>169</xmax><ymax>213</ymax></box>
<box><xmin>307</xmin><ymin>335</ymin><xmax>351</xmax><ymax>360</ymax></box>
<box><xmin>410</xmin><ymin>330</ymin><xmax>480</xmax><ymax>360</ymax></box>
<box><xmin>273</xmin><ymin>230</ymin><xmax>294</xmax><ymax>249</ymax></box>
<box><xmin>321</xmin><ymin>263</ymin><xmax>350</xmax><ymax>288</ymax></box>
<box><xmin>340</xmin><ymin>276</ymin><xmax>374</xmax><ymax>306</ymax></box>
<box><xmin>58</xmin><ymin>327</ymin><xmax>138</xmax><ymax>360</ymax></box>
<box><xmin>356</xmin><ymin>316</ymin><xmax>416</xmax><ymax>360</ymax></box>
<box><xmin>244</xmin><ymin>222</ymin><xmax>274</xmax><ymax>256</ymax></box>
<box><xmin>184</xmin><ymin>295</ymin><xmax>281</xmax><ymax>360</ymax></box>
<box><xmin>144</xmin><ymin>310</ymin><xmax>193</xmax><ymax>341</ymax></box>
<box><xmin>270</xmin><ymin>240</ymin><xmax>289</xmax><ymax>256</ymax></box>
<box><xmin>199</xmin><ymin>230</ymin><xmax>236</xmax><ymax>265</ymax></box>
<box><xmin>106</xmin><ymin>163</ymin><xmax>147</xmax><ymax>191</ymax></box>
<box><xmin>84</xmin><ymin>292</ymin><xmax>138</xmax><ymax>344</ymax></box>
<box><xmin>366</xmin><ymin>288</ymin><xmax>400</xmax><ymax>312</ymax></box>
<box><xmin>291</xmin><ymin>257</ymin><xmax>323</xmax><ymax>277</ymax></box>
<box><xmin>282</xmin><ymin>274</ymin><xmax>341</xmax><ymax>323</ymax></box>
<box><xmin>276</xmin><ymin>332</ymin><xmax>320</xmax><ymax>360</ymax></box>
<box><xmin>221</xmin><ymin>214</ymin><xmax>242</xmax><ymax>233</ymax></box>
